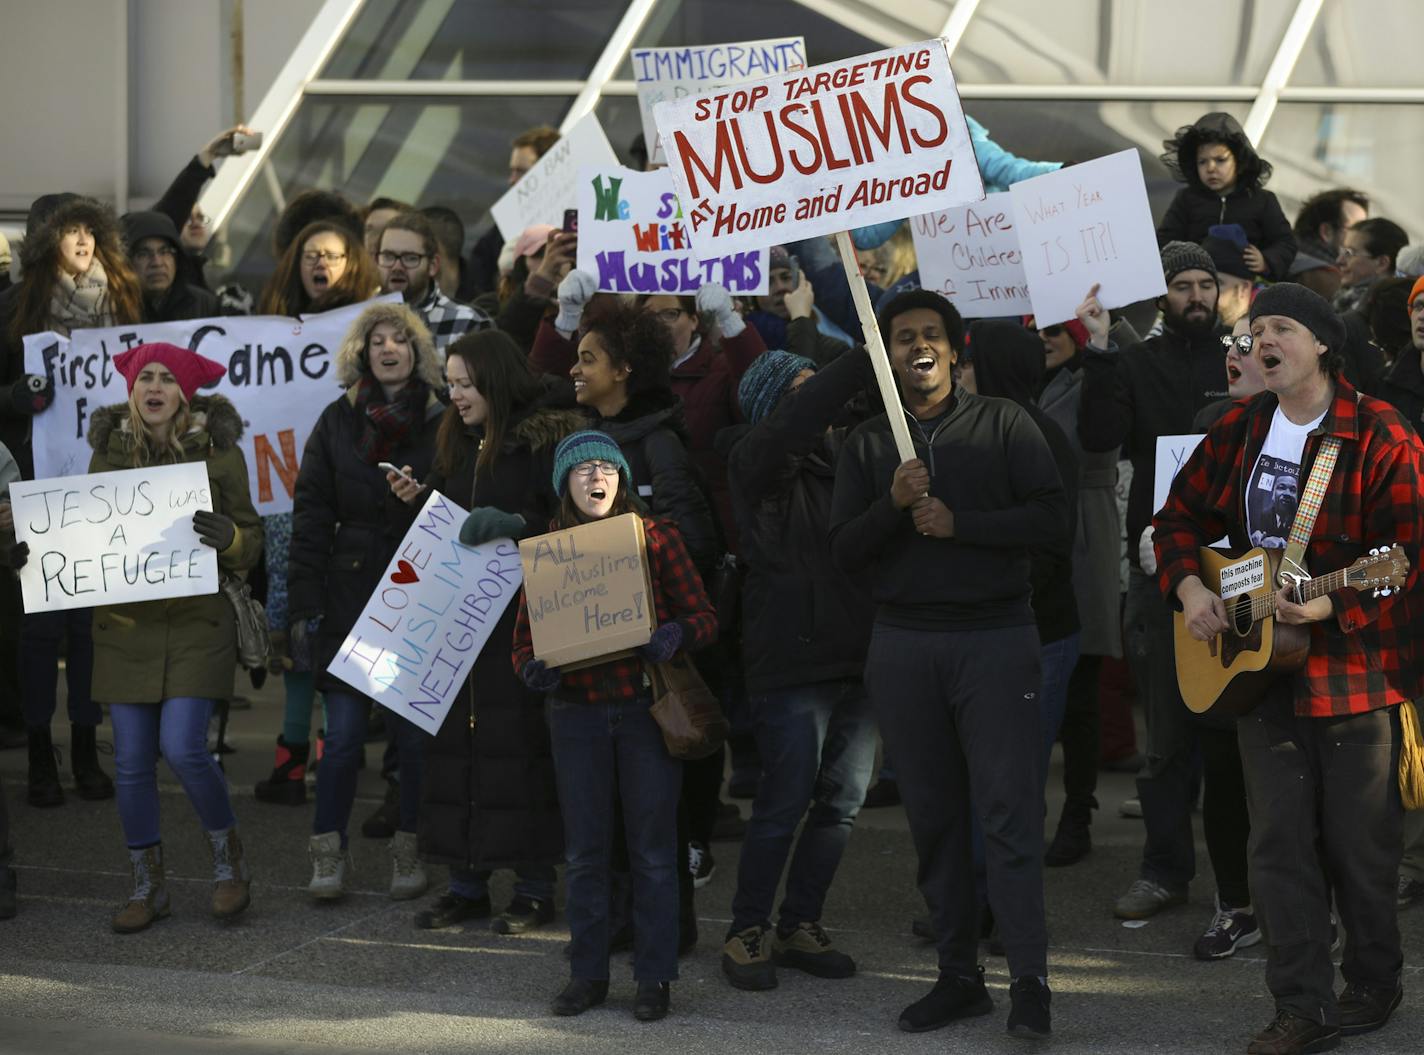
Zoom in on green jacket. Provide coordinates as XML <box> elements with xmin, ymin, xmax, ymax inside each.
<box><xmin>86</xmin><ymin>395</ymin><xmax>263</xmax><ymax>704</ymax></box>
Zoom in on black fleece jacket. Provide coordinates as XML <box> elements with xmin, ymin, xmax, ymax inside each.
<box><xmin>828</xmin><ymin>387</ymin><xmax>1068</xmax><ymax>631</ymax></box>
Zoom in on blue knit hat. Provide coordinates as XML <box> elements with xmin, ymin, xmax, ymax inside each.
<box><xmin>551</xmin><ymin>430</ymin><xmax>632</xmax><ymax>498</ymax></box>
<box><xmin>738</xmin><ymin>350</ymin><xmax>816</xmax><ymax>425</ymax></box>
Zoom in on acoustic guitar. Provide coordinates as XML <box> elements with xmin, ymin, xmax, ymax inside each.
<box><xmin>1173</xmin><ymin>544</ymin><xmax>1409</xmax><ymax>718</ymax></box>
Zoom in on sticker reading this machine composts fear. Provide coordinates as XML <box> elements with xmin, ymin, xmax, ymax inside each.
<box><xmin>1218</xmin><ymin>553</ymin><xmax>1267</xmax><ymax>600</ymax></box>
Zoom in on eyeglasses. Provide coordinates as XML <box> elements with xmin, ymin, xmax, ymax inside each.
<box><xmin>1337</xmin><ymin>246</ymin><xmax>1370</xmax><ymax>260</ymax></box>
<box><xmin>302</xmin><ymin>250</ymin><xmax>347</xmax><ymax>265</ymax></box>
<box><xmin>572</xmin><ymin>461</ymin><xmax>621</xmax><ymax>478</ymax></box>
<box><xmin>377</xmin><ymin>250</ymin><xmax>428</xmax><ymax>268</ymax></box>
<box><xmin>133</xmin><ymin>246</ymin><xmax>176</xmax><ymax>261</ymax></box>
<box><xmin>1220</xmin><ymin>334</ymin><xmax>1254</xmax><ymax>355</ymax></box>
<box><xmin>648</xmin><ymin>308</ymin><xmax>686</xmax><ymax>324</ymax></box>
<box><xmin>188</xmin><ymin>210</ymin><xmax>211</xmax><ymax>227</ymax></box>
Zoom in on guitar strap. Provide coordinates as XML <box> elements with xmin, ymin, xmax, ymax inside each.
<box><xmin>1278</xmin><ymin>436</ymin><xmax>1342</xmax><ymax>588</ymax></box>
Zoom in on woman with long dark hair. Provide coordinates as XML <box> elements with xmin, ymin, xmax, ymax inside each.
<box><xmin>257</xmin><ymin>219</ymin><xmax>379</xmax><ymax>317</ymax></box>
<box><xmin>387</xmin><ymin>329</ymin><xmax>580</xmax><ymax>933</ymax></box>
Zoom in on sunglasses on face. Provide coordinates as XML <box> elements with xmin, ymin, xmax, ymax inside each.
<box><xmin>1221</xmin><ymin>334</ymin><xmax>1254</xmax><ymax>355</ymax></box>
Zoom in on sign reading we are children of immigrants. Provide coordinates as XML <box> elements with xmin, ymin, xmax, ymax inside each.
<box><xmin>910</xmin><ymin>192</ymin><xmax>1031</xmax><ymax>317</ymax></box>
<box><xmin>654</xmin><ymin>39</ymin><xmax>985</xmax><ymax>256</ymax></box>
<box><xmin>10</xmin><ymin>462</ymin><xmax>218</xmax><ymax>614</ymax></box>
<box><xmin>328</xmin><ymin>492</ymin><xmax>523</xmax><ymax>736</ymax></box>
<box><xmin>576</xmin><ymin>166</ymin><xmax>769</xmax><ymax>295</ymax></box>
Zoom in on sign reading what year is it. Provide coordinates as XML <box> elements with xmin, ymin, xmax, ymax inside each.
<box><xmin>328</xmin><ymin>491</ymin><xmax>523</xmax><ymax>736</ymax></box>
<box><xmin>654</xmin><ymin>38</ymin><xmax>986</xmax><ymax>258</ymax></box>
<box><xmin>910</xmin><ymin>191</ymin><xmax>1031</xmax><ymax>317</ymax></box>
<box><xmin>10</xmin><ymin>461</ymin><xmax>218</xmax><ymax>614</ymax></box>
<box><xmin>576</xmin><ymin>165</ymin><xmax>769</xmax><ymax>295</ymax></box>
<box><xmin>518</xmin><ymin>512</ymin><xmax>656</xmax><ymax>670</ymax></box>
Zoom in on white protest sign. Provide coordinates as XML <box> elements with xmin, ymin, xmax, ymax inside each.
<box><xmin>327</xmin><ymin>491</ymin><xmax>523</xmax><ymax>736</ymax></box>
<box><xmin>490</xmin><ymin>112</ymin><xmax>618</xmax><ymax>242</ymax></box>
<box><xmin>633</xmin><ymin>38</ymin><xmax>806</xmax><ymax>166</ymax></box>
<box><xmin>1154</xmin><ymin>434</ymin><xmax>1206</xmax><ymax>514</ymax></box>
<box><xmin>655</xmin><ymin>39</ymin><xmax>985</xmax><ymax>257</ymax></box>
<box><xmin>576</xmin><ymin>165</ymin><xmax>768</xmax><ymax>295</ymax></box>
<box><xmin>23</xmin><ymin>297</ymin><xmax>394</xmax><ymax>517</ymax></box>
<box><xmin>910</xmin><ymin>192</ymin><xmax>1030</xmax><ymax>317</ymax></box>
<box><xmin>1009</xmin><ymin>149</ymin><xmax>1166</xmax><ymax>325</ymax></box>
<box><xmin>10</xmin><ymin>462</ymin><xmax>217</xmax><ymax>613</ymax></box>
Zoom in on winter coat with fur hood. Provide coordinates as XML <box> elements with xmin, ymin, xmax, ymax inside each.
<box><xmin>85</xmin><ymin>394</ymin><xmax>263</xmax><ymax>704</ymax></box>
<box><xmin>287</xmin><ymin>302</ymin><xmax>445</xmax><ymax>691</ymax></box>
<box><xmin>394</xmin><ymin>400</ymin><xmax>583</xmax><ymax>870</ymax></box>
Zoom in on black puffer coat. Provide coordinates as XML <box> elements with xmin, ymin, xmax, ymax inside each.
<box><xmin>288</xmin><ymin>384</ymin><xmax>443</xmax><ymax>690</ymax></box>
<box><xmin>409</xmin><ymin>403</ymin><xmax>582</xmax><ymax>869</ymax></box>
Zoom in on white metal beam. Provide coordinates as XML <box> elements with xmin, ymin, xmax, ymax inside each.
<box><xmin>560</xmin><ymin>0</ymin><xmax>658</xmax><ymax>131</ymax></box>
<box><xmin>940</xmin><ymin>0</ymin><xmax>982</xmax><ymax>57</ymax></box>
<box><xmin>1243</xmin><ymin>0</ymin><xmax>1324</xmax><ymax>144</ymax></box>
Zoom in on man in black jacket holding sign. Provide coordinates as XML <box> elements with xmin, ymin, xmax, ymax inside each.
<box><xmin>829</xmin><ymin>289</ymin><xmax>1068</xmax><ymax>1039</ymax></box>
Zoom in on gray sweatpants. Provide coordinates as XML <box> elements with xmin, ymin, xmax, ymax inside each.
<box><xmin>865</xmin><ymin>620</ymin><xmax>1048</xmax><ymax>980</ymax></box>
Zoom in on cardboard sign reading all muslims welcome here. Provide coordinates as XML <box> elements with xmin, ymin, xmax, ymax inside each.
<box><xmin>9</xmin><ymin>462</ymin><xmax>218</xmax><ymax>613</ymax></box>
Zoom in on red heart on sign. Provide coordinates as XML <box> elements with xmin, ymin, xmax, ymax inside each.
<box><xmin>391</xmin><ymin>559</ymin><xmax>419</xmax><ymax>585</ymax></box>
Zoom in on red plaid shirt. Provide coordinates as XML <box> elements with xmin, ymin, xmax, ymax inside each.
<box><xmin>512</xmin><ymin>516</ymin><xmax>717</xmax><ymax>704</ymax></box>
<box><xmin>1154</xmin><ymin>380</ymin><xmax>1424</xmax><ymax>717</ymax></box>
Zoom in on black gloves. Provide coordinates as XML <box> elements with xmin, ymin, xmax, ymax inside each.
<box><xmin>193</xmin><ymin>509</ymin><xmax>236</xmax><ymax>550</ymax></box>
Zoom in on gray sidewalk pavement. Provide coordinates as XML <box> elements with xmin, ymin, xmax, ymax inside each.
<box><xmin>1</xmin><ymin>680</ymin><xmax>1420</xmax><ymax>1055</ymax></box>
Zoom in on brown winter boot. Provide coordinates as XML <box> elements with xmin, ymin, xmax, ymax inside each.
<box><xmin>111</xmin><ymin>844</ymin><xmax>171</xmax><ymax>933</ymax></box>
<box><xmin>208</xmin><ymin>827</ymin><xmax>252</xmax><ymax>919</ymax></box>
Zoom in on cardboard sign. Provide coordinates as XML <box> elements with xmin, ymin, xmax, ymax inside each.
<box><xmin>910</xmin><ymin>192</ymin><xmax>1030</xmax><ymax>317</ymax></box>
<box><xmin>576</xmin><ymin>165</ymin><xmax>769</xmax><ymax>295</ymax></box>
<box><xmin>655</xmin><ymin>39</ymin><xmax>985</xmax><ymax>257</ymax></box>
<box><xmin>633</xmin><ymin>37</ymin><xmax>806</xmax><ymax>166</ymax></box>
<box><xmin>489</xmin><ymin>112</ymin><xmax>618</xmax><ymax>242</ymax></box>
<box><xmin>1009</xmin><ymin>149</ymin><xmax>1166</xmax><ymax>325</ymax></box>
<box><xmin>327</xmin><ymin>491</ymin><xmax>523</xmax><ymax>736</ymax></box>
<box><xmin>10</xmin><ymin>462</ymin><xmax>217</xmax><ymax>613</ymax></box>
<box><xmin>23</xmin><ymin>297</ymin><xmax>397</xmax><ymax>517</ymax></box>
<box><xmin>518</xmin><ymin>512</ymin><xmax>654</xmax><ymax>668</ymax></box>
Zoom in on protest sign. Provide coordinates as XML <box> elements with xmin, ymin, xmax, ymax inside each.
<box><xmin>633</xmin><ymin>37</ymin><xmax>806</xmax><ymax>166</ymax></box>
<box><xmin>518</xmin><ymin>512</ymin><xmax>654</xmax><ymax>669</ymax></box>
<box><xmin>1154</xmin><ymin>434</ymin><xmax>1206</xmax><ymax>514</ymax></box>
<box><xmin>654</xmin><ymin>39</ymin><xmax>985</xmax><ymax>258</ymax></box>
<box><xmin>327</xmin><ymin>491</ymin><xmax>523</xmax><ymax>736</ymax></box>
<box><xmin>489</xmin><ymin>112</ymin><xmax>618</xmax><ymax>242</ymax></box>
<box><xmin>1009</xmin><ymin>149</ymin><xmax>1166</xmax><ymax>325</ymax></box>
<box><xmin>10</xmin><ymin>462</ymin><xmax>217</xmax><ymax>613</ymax></box>
<box><xmin>576</xmin><ymin>165</ymin><xmax>768</xmax><ymax>295</ymax></box>
<box><xmin>910</xmin><ymin>192</ymin><xmax>1031</xmax><ymax>317</ymax></box>
<box><xmin>23</xmin><ymin>297</ymin><xmax>392</xmax><ymax>517</ymax></box>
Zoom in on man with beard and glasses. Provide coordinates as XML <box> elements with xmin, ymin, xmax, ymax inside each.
<box><xmin>1078</xmin><ymin>242</ymin><xmax>1228</xmax><ymax>923</ymax></box>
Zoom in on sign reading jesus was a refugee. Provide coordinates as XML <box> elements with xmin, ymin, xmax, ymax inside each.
<box><xmin>653</xmin><ymin>39</ymin><xmax>985</xmax><ymax>256</ymax></box>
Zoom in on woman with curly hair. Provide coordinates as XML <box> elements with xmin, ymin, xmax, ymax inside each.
<box><xmin>257</xmin><ymin>219</ymin><xmax>379</xmax><ymax>316</ymax></box>
<box><xmin>1</xmin><ymin>196</ymin><xmax>143</xmax><ymax>811</ymax></box>
<box><xmin>287</xmin><ymin>302</ymin><xmax>443</xmax><ymax>901</ymax></box>
<box><xmin>1155</xmin><ymin>112</ymin><xmax>1296</xmax><ymax>282</ymax></box>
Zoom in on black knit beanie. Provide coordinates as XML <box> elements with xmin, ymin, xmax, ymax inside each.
<box><xmin>1160</xmin><ymin>240</ymin><xmax>1217</xmax><ymax>286</ymax></box>
<box><xmin>1248</xmin><ymin>282</ymin><xmax>1346</xmax><ymax>356</ymax></box>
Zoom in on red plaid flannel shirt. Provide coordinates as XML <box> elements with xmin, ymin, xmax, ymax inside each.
<box><xmin>512</xmin><ymin>516</ymin><xmax>718</xmax><ymax>703</ymax></box>
<box><xmin>1154</xmin><ymin>380</ymin><xmax>1424</xmax><ymax>717</ymax></box>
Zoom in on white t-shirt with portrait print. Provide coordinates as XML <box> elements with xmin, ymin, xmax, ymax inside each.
<box><xmin>1246</xmin><ymin>405</ymin><xmax>1326</xmax><ymax>549</ymax></box>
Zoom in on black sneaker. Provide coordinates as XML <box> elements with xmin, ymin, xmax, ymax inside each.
<box><xmin>774</xmin><ymin>921</ymin><xmax>856</xmax><ymax>978</ymax></box>
<box><xmin>633</xmin><ymin>981</ymin><xmax>670</xmax><ymax>1022</ymax></box>
<box><xmin>492</xmin><ymin>895</ymin><xmax>554</xmax><ymax>935</ymax></box>
<box><xmin>1007</xmin><ymin>976</ymin><xmax>1052</xmax><ymax>1039</ymax></box>
<box><xmin>689</xmin><ymin>840</ymin><xmax>715</xmax><ymax>889</ymax></box>
<box><xmin>414</xmin><ymin>891</ymin><xmax>491</xmax><ymax>930</ymax></box>
<box><xmin>552</xmin><ymin>978</ymin><xmax>608</xmax><ymax>1017</ymax></box>
<box><xmin>899</xmin><ymin>966</ymin><xmax>993</xmax><ymax>1032</ymax></box>
<box><xmin>1338</xmin><ymin>980</ymin><xmax>1403</xmax><ymax>1037</ymax></box>
<box><xmin>1193</xmin><ymin>898</ymin><xmax>1261</xmax><ymax>960</ymax></box>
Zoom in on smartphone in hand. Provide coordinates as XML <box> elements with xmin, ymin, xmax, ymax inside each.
<box><xmin>378</xmin><ymin>461</ymin><xmax>412</xmax><ymax>480</ymax></box>
<box><xmin>231</xmin><ymin>130</ymin><xmax>264</xmax><ymax>154</ymax></box>
<box><xmin>562</xmin><ymin>208</ymin><xmax>579</xmax><ymax>234</ymax></box>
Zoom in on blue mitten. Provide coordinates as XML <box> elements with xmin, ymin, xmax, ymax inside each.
<box><xmin>521</xmin><ymin>659</ymin><xmax>561</xmax><ymax>692</ymax></box>
<box><xmin>637</xmin><ymin>622</ymin><xmax>683</xmax><ymax>663</ymax></box>
<box><xmin>460</xmin><ymin>507</ymin><xmax>525</xmax><ymax>547</ymax></box>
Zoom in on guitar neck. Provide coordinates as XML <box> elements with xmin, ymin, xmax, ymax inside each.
<box><xmin>1249</xmin><ymin>566</ymin><xmax>1347</xmax><ymax>620</ymax></box>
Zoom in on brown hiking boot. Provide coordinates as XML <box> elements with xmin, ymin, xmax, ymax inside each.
<box><xmin>722</xmin><ymin>925</ymin><xmax>777</xmax><ymax>990</ymax></box>
<box><xmin>208</xmin><ymin>827</ymin><xmax>251</xmax><ymax>919</ymax></box>
<box><xmin>112</xmin><ymin>844</ymin><xmax>171</xmax><ymax>933</ymax></box>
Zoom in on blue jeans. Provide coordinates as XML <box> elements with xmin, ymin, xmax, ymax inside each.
<box><xmin>111</xmin><ymin>698</ymin><xmax>236</xmax><ymax>849</ymax></box>
<box><xmin>731</xmin><ymin>680</ymin><xmax>876</xmax><ymax>933</ymax></box>
<box><xmin>1038</xmin><ymin>632</ymin><xmax>1081</xmax><ymax>781</ymax></box>
<box><xmin>21</xmin><ymin>609</ymin><xmax>99</xmax><ymax>727</ymax></box>
<box><xmin>313</xmin><ymin>691</ymin><xmax>425</xmax><ymax>846</ymax></box>
<box><xmin>450</xmin><ymin>865</ymin><xmax>557</xmax><ymax>904</ymax></box>
<box><xmin>547</xmin><ymin>696</ymin><xmax>681</xmax><ymax>983</ymax></box>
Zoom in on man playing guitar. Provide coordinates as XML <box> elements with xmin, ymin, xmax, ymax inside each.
<box><xmin>1145</xmin><ymin>283</ymin><xmax>1421</xmax><ymax>1055</ymax></box>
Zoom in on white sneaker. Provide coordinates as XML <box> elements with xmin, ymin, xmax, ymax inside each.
<box><xmin>389</xmin><ymin>831</ymin><xmax>428</xmax><ymax>900</ymax></box>
<box><xmin>308</xmin><ymin>832</ymin><xmax>350</xmax><ymax>900</ymax></box>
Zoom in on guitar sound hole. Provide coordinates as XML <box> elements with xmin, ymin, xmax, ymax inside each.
<box><xmin>1230</xmin><ymin>595</ymin><xmax>1254</xmax><ymax>636</ymax></box>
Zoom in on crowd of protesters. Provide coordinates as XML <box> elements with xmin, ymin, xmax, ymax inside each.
<box><xmin>1</xmin><ymin>111</ymin><xmax>1422</xmax><ymax>1053</ymax></box>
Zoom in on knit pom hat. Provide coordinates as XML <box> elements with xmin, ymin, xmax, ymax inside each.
<box><xmin>1161</xmin><ymin>240</ymin><xmax>1218</xmax><ymax>285</ymax></box>
<box><xmin>113</xmin><ymin>343</ymin><xmax>226</xmax><ymax>400</ymax></box>
<box><xmin>551</xmin><ymin>430</ymin><xmax>632</xmax><ymax>498</ymax></box>
<box><xmin>738</xmin><ymin>350</ymin><xmax>816</xmax><ymax>425</ymax></box>
<box><xmin>1409</xmin><ymin>275</ymin><xmax>1424</xmax><ymax>309</ymax></box>
<box><xmin>1248</xmin><ymin>282</ymin><xmax>1347</xmax><ymax>355</ymax></box>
